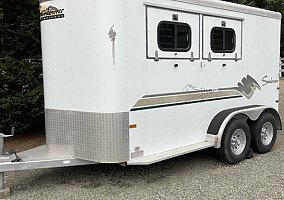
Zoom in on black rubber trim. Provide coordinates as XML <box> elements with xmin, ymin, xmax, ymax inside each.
<box><xmin>207</xmin><ymin>105</ymin><xmax>262</xmax><ymax>135</ymax></box>
<box><xmin>131</xmin><ymin>96</ymin><xmax>242</xmax><ymax>112</ymax></box>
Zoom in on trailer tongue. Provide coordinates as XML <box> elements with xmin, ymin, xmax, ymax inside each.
<box><xmin>0</xmin><ymin>146</ymin><xmax>96</xmax><ymax>173</ymax></box>
<box><xmin>0</xmin><ymin>132</ymin><xmax>96</xmax><ymax>198</ymax></box>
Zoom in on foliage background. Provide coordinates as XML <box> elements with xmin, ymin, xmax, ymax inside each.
<box><xmin>0</xmin><ymin>0</ymin><xmax>43</xmax><ymax>134</ymax></box>
<box><xmin>0</xmin><ymin>0</ymin><xmax>283</xmax><ymax>134</ymax></box>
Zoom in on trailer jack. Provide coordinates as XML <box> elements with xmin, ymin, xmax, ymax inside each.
<box><xmin>0</xmin><ymin>127</ymin><xmax>14</xmax><ymax>198</ymax></box>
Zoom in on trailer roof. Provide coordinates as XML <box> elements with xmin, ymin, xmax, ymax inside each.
<box><xmin>172</xmin><ymin>0</ymin><xmax>281</xmax><ymax>20</ymax></box>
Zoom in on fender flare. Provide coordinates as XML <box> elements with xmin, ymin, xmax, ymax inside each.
<box><xmin>207</xmin><ymin>105</ymin><xmax>282</xmax><ymax>148</ymax></box>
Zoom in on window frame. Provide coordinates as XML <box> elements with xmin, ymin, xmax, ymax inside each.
<box><xmin>210</xmin><ymin>27</ymin><xmax>236</xmax><ymax>53</ymax></box>
<box><xmin>157</xmin><ymin>21</ymin><xmax>192</xmax><ymax>52</ymax></box>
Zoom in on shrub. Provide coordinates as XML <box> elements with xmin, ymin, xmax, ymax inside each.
<box><xmin>0</xmin><ymin>0</ymin><xmax>43</xmax><ymax>134</ymax></box>
<box><xmin>0</xmin><ymin>57</ymin><xmax>44</xmax><ymax>134</ymax></box>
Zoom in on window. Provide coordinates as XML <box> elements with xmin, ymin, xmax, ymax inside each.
<box><xmin>158</xmin><ymin>21</ymin><xmax>191</xmax><ymax>52</ymax></box>
<box><xmin>211</xmin><ymin>27</ymin><xmax>236</xmax><ymax>53</ymax></box>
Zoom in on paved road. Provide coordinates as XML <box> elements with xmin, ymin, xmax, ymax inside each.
<box><xmin>5</xmin><ymin>80</ymin><xmax>284</xmax><ymax>200</ymax></box>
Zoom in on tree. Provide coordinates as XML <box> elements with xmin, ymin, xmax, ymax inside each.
<box><xmin>0</xmin><ymin>0</ymin><xmax>41</xmax><ymax>59</ymax></box>
<box><xmin>0</xmin><ymin>0</ymin><xmax>43</xmax><ymax>134</ymax></box>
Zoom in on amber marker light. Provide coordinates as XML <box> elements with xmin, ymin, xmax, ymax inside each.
<box><xmin>129</xmin><ymin>124</ymin><xmax>137</xmax><ymax>129</ymax></box>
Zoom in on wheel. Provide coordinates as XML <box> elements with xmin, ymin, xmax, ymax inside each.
<box><xmin>250</xmin><ymin>113</ymin><xmax>277</xmax><ymax>154</ymax></box>
<box><xmin>217</xmin><ymin>119</ymin><xmax>251</xmax><ymax>164</ymax></box>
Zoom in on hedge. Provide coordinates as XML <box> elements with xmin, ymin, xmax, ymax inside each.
<box><xmin>0</xmin><ymin>57</ymin><xmax>44</xmax><ymax>134</ymax></box>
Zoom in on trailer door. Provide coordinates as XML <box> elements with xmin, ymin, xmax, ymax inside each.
<box><xmin>203</xmin><ymin>15</ymin><xmax>242</xmax><ymax>60</ymax></box>
<box><xmin>146</xmin><ymin>6</ymin><xmax>199</xmax><ymax>60</ymax></box>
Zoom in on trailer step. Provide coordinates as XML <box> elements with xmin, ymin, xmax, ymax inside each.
<box><xmin>18</xmin><ymin>145</ymin><xmax>71</xmax><ymax>161</ymax></box>
<box><xmin>127</xmin><ymin>142</ymin><xmax>215</xmax><ymax>165</ymax></box>
<box><xmin>0</xmin><ymin>145</ymin><xmax>97</xmax><ymax>172</ymax></box>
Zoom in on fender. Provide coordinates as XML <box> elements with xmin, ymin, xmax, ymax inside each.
<box><xmin>207</xmin><ymin>105</ymin><xmax>282</xmax><ymax>148</ymax></box>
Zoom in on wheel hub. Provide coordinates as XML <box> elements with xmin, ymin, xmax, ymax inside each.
<box><xmin>231</xmin><ymin>129</ymin><xmax>246</xmax><ymax>156</ymax></box>
<box><xmin>261</xmin><ymin>122</ymin><xmax>273</xmax><ymax>146</ymax></box>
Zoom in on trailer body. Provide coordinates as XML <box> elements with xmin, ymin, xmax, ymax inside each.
<box><xmin>0</xmin><ymin>0</ymin><xmax>282</xmax><ymax>174</ymax></box>
<box><xmin>36</xmin><ymin>0</ymin><xmax>283</xmax><ymax>165</ymax></box>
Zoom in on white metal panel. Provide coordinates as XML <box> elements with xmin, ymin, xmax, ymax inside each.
<box><xmin>129</xmin><ymin>103</ymin><xmax>210</xmax><ymax>158</ymax></box>
<box><xmin>147</xmin><ymin>6</ymin><xmax>200</xmax><ymax>59</ymax></box>
<box><xmin>128</xmin><ymin>142</ymin><xmax>214</xmax><ymax>165</ymax></box>
<box><xmin>41</xmin><ymin>0</ymin><xmax>146</xmax><ymax>113</ymax></box>
<box><xmin>203</xmin><ymin>15</ymin><xmax>242</xmax><ymax>60</ymax></box>
<box><xmin>40</xmin><ymin>0</ymin><xmax>73</xmax><ymax>110</ymax></box>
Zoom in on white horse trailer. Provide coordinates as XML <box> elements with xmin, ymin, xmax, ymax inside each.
<box><xmin>0</xmin><ymin>0</ymin><xmax>282</xmax><ymax>196</ymax></box>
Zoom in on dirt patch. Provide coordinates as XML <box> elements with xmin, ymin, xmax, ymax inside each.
<box><xmin>4</xmin><ymin>130</ymin><xmax>46</xmax><ymax>152</ymax></box>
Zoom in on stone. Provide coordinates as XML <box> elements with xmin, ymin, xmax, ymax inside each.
<box><xmin>0</xmin><ymin>188</ymin><xmax>10</xmax><ymax>199</ymax></box>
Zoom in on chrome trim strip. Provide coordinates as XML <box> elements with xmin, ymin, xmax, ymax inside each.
<box><xmin>131</xmin><ymin>96</ymin><xmax>242</xmax><ymax>111</ymax></box>
<box><xmin>133</xmin><ymin>90</ymin><xmax>241</xmax><ymax>109</ymax></box>
<box><xmin>133</xmin><ymin>75</ymin><xmax>262</xmax><ymax>111</ymax></box>
<box><xmin>142</xmin><ymin>87</ymin><xmax>237</xmax><ymax>98</ymax></box>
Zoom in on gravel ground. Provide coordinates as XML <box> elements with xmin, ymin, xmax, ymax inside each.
<box><xmin>5</xmin><ymin>130</ymin><xmax>45</xmax><ymax>153</ymax></box>
<box><xmin>3</xmin><ymin>79</ymin><xmax>284</xmax><ymax>200</ymax></box>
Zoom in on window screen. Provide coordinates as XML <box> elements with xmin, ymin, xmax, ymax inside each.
<box><xmin>158</xmin><ymin>21</ymin><xmax>191</xmax><ymax>52</ymax></box>
<box><xmin>211</xmin><ymin>27</ymin><xmax>236</xmax><ymax>53</ymax></box>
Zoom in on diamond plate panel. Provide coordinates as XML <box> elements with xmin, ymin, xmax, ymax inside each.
<box><xmin>45</xmin><ymin>109</ymin><xmax>129</xmax><ymax>163</ymax></box>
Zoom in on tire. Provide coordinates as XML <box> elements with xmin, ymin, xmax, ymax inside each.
<box><xmin>250</xmin><ymin>113</ymin><xmax>277</xmax><ymax>154</ymax></box>
<box><xmin>217</xmin><ymin>119</ymin><xmax>251</xmax><ymax>164</ymax></box>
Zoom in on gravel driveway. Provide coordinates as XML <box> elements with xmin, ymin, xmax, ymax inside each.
<box><xmin>5</xmin><ymin>79</ymin><xmax>284</xmax><ymax>200</ymax></box>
